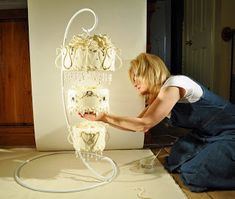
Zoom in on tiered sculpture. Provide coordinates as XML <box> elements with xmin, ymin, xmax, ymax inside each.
<box><xmin>57</xmin><ymin>8</ymin><xmax>120</xmax><ymax>189</ymax></box>
<box><xmin>14</xmin><ymin>8</ymin><xmax>119</xmax><ymax>193</ymax></box>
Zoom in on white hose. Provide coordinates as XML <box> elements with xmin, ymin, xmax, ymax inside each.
<box><xmin>14</xmin><ymin>151</ymin><xmax>118</xmax><ymax>193</ymax></box>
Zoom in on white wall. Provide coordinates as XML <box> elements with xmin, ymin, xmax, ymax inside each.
<box><xmin>28</xmin><ymin>0</ymin><xmax>146</xmax><ymax>150</ymax></box>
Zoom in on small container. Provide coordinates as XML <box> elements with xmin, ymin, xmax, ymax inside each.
<box><xmin>139</xmin><ymin>157</ymin><xmax>157</xmax><ymax>174</ymax></box>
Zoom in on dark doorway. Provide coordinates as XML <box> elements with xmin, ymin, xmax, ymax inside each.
<box><xmin>147</xmin><ymin>0</ymin><xmax>184</xmax><ymax>75</ymax></box>
<box><xmin>145</xmin><ymin>0</ymin><xmax>186</xmax><ymax>148</ymax></box>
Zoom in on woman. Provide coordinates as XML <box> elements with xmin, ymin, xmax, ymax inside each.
<box><xmin>81</xmin><ymin>52</ymin><xmax>235</xmax><ymax>192</ymax></box>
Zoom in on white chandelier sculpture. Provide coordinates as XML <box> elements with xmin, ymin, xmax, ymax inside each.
<box><xmin>60</xmin><ymin>8</ymin><xmax>121</xmax><ymax>156</ymax></box>
<box><xmin>59</xmin><ymin>8</ymin><xmax>121</xmax><ymax>190</ymax></box>
<box><xmin>14</xmin><ymin>8</ymin><xmax>120</xmax><ymax>193</ymax></box>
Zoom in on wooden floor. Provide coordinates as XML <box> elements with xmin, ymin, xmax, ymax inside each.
<box><xmin>152</xmin><ymin>147</ymin><xmax>235</xmax><ymax>199</ymax></box>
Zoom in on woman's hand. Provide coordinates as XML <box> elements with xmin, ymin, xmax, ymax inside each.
<box><xmin>78</xmin><ymin>112</ymin><xmax>106</xmax><ymax>122</ymax></box>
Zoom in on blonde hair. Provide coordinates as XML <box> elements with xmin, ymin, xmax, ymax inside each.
<box><xmin>129</xmin><ymin>53</ymin><xmax>171</xmax><ymax>104</ymax></box>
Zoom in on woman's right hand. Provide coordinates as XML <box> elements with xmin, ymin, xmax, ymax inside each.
<box><xmin>78</xmin><ymin>112</ymin><xmax>106</xmax><ymax>122</ymax></box>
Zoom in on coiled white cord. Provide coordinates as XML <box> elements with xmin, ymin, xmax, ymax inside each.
<box><xmin>14</xmin><ymin>151</ymin><xmax>118</xmax><ymax>193</ymax></box>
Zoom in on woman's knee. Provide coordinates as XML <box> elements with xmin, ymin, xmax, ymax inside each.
<box><xmin>179</xmin><ymin>140</ymin><xmax>235</xmax><ymax>190</ymax></box>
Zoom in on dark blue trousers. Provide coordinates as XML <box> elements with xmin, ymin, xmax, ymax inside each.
<box><xmin>165</xmin><ymin>135</ymin><xmax>235</xmax><ymax>192</ymax></box>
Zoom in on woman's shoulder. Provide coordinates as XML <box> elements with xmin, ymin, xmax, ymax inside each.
<box><xmin>164</xmin><ymin>75</ymin><xmax>197</xmax><ymax>87</ymax></box>
<box><xmin>163</xmin><ymin>75</ymin><xmax>203</xmax><ymax>103</ymax></box>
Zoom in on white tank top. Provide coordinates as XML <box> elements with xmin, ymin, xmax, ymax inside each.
<box><xmin>162</xmin><ymin>75</ymin><xmax>203</xmax><ymax>103</ymax></box>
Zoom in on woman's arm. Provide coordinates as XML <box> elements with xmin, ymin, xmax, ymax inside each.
<box><xmin>137</xmin><ymin>105</ymin><xmax>149</xmax><ymax>118</ymax></box>
<box><xmin>83</xmin><ymin>102</ymin><xmax>149</xmax><ymax>132</ymax></box>
<box><xmin>107</xmin><ymin>123</ymin><xmax>135</xmax><ymax>132</ymax></box>
<box><xmin>83</xmin><ymin>86</ymin><xmax>181</xmax><ymax>132</ymax></box>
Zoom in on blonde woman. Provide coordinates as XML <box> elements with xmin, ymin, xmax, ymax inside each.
<box><xmin>81</xmin><ymin>52</ymin><xmax>235</xmax><ymax>192</ymax></box>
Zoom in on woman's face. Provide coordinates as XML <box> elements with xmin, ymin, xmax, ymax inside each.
<box><xmin>133</xmin><ymin>76</ymin><xmax>148</xmax><ymax>95</ymax></box>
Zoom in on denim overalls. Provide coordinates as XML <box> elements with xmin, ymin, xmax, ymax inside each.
<box><xmin>165</xmin><ymin>84</ymin><xmax>235</xmax><ymax>192</ymax></box>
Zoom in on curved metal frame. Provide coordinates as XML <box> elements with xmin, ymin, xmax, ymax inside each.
<box><xmin>14</xmin><ymin>8</ymin><xmax>118</xmax><ymax>193</ymax></box>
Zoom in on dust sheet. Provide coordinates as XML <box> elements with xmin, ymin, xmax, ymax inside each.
<box><xmin>0</xmin><ymin>148</ymin><xmax>187</xmax><ymax>199</ymax></box>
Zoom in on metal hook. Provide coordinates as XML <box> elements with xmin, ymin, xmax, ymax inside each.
<box><xmin>63</xmin><ymin>8</ymin><xmax>98</xmax><ymax>46</ymax></box>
